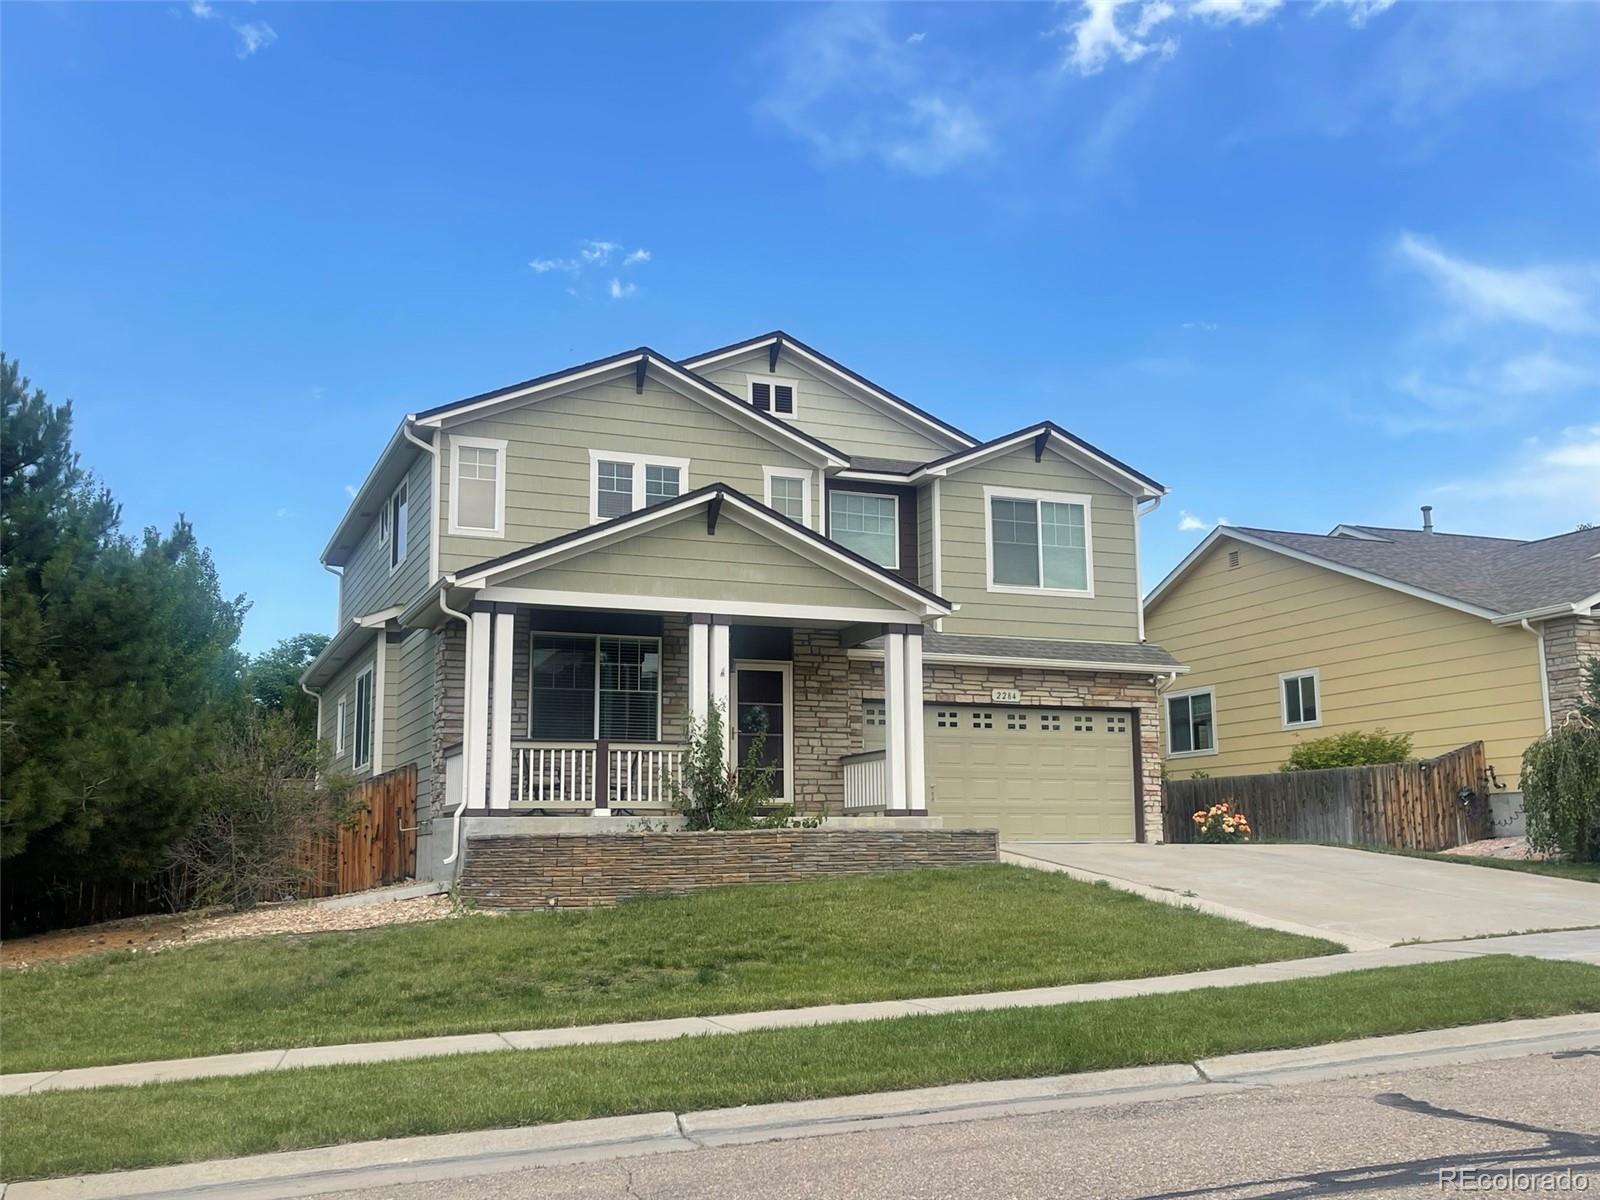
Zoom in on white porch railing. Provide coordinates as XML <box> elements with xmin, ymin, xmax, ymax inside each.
<box><xmin>513</xmin><ymin>741</ymin><xmax>683</xmax><ymax>812</ymax></box>
<box><xmin>842</xmin><ymin>750</ymin><xmax>888</xmax><ymax>813</ymax></box>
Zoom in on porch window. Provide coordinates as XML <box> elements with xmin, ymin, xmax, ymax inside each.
<box><xmin>829</xmin><ymin>491</ymin><xmax>898</xmax><ymax>568</ymax></box>
<box><xmin>353</xmin><ymin>664</ymin><xmax>375</xmax><ymax>770</ymax></box>
<box><xmin>530</xmin><ymin>633</ymin><xmax>661</xmax><ymax>741</ymax></box>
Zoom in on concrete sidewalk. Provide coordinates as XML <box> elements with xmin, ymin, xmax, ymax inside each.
<box><xmin>8</xmin><ymin>1013</ymin><xmax>1597</xmax><ymax>1200</ymax></box>
<box><xmin>5</xmin><ymin>929</ymin><xmax>1595</xmax><ymax>1098</ymax></box>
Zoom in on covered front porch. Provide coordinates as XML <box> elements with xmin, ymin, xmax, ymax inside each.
<box><xmin>416</xmin><ymin>484</ymin><xmax>954</xmax><ymax>828</ymax></box>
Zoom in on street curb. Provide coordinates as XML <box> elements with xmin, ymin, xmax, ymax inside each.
<box><xmin>998</xmin><ymin>849</ymin><xmax>1392</xmax><ymax>952</ymax></box>
<box><xmin>8</xmin><ymin>1014</ymin><xmax>1598</xmax><ymax>1200</ymax></box>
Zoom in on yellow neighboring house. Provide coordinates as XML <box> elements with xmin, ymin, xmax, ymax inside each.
<box><xmin>1144</xmin><ymin>514</ymin><xmax>1600</xmax><ymax>798</ymax></box>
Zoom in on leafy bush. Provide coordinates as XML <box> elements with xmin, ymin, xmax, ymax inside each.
<box><xmin>1522</xmin><ymin>714</ymin><xmax>1600</xmax><ymax>864</ymax></box>
<box><xmin>1281</xmin><ymin>729</ymin><xmax>1414</xmax><ymax>772</ymax></box>
<box><xmin>671</xmin><ymin>704</ymin><xmax>815</xmax><ymax>831</ymax></box>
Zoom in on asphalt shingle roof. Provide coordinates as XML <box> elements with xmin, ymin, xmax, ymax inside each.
<box><xmin>1235</xmin><ymin>525</ymin><xmax>1600</xmax><ymax>616</ymax></box>
<box><xmin>863</xmin><ymin>631</ymin><xmax>1184</xmax><ymax>671</ymax></box>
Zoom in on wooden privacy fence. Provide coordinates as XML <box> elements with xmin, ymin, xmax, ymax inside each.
<box><xmin>1163</xmin><ymin>742</ymin><xmax>1491</xmax><ymax>850</ymax></box>
<box><xmin>299</xmin><ymin>765</ymin><xmax>418</xmax><ymax>897</ymax></box>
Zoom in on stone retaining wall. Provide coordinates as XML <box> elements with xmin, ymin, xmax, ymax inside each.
<box><xmin>456</xmin><ymin>828</ymin><xmax>998</xmax><ymax>909</ymax></box>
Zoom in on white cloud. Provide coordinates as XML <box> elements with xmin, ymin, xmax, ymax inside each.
<box><xmin>1176</xmin><ymin>511</ymin><xmax>1207</xmax><ymax>531</ymax></box>
<box><xmin>1188</xmin><ymin>0</ymin><xmax>1281</xmax><ymax>25</ymax></box>
<box><xmin>1314</xmin><ymin>0</ymin><xmax>1396</xmax><ymax>28</ymax></box>
<box><xmin>188</xmin><ymin>0</ymin><xmax>216</xmax><ymax>18</ymax></box>
<box><xmin>1181</xmin><ymin>320</ymin><xmax>1218</xmax><ymax>332</ymax></box>
<box><xmin>233</xmin><ymin>20</ymin><xmax>276</xmax><ymax>58</ymax></box>
<box><xmin>580</xmin><ymin>240</ymin><xmax>620</xmax><ymax>265</ymax></box>
<box><xmin>529</xmin><ymin>240</ymin><xmax>652</xmax><ymax>298</ymax></box>
<box><xmin>1396</xmin><ymin>233</ymin><xmax>1598</xmax><ymax>336</ymax></box>
<box><xmin>623</xmin><ymin>248</ymin><xmax>651</xmax><ymax>266</ymax></box>
<box><xmin>608</xmin><ymin>278</ymin><xmax>638</xmax><ymax>300</ymax></box>
<box><xmin>343</xmin><ymin>484</ymin><xmax>357</xmax><ymax>499</ymax></box>
<box><xmin>1429</xmin><ymin>424</ymin><xmax>1600</xmax><ymax>532</ymax></box>
<box><xmin>906</xmin><ymin>31</ymin><xmax>927</xmax><ymax>45</ymax></box>
<box><xmin>757</xmin><ymin>6</ymin><xmax>992</xmax><ymax>176</ymax></box>
<box><xmin>528</xmin><ymin>258</ymin><xmax>569</xmax><ymax>274</ymax></box>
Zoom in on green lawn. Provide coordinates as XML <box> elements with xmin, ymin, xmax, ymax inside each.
<box><xmin>1</xmin><ymin>865</ymin><xmax>1340</xmax><ymax>1073</ymax></box>
<box><xmin>1342</xmin><ymin>844</ymin><xmax>1600</xmax><ymax>885</ymax></box>
<box><xmin>3</xmin><ymin>955</ymin><xmax>1595</xmax><ymax>1182</ymax></box>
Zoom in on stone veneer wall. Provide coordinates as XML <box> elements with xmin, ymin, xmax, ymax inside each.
<box><xmin>457</xmin><ymin>828</ymin><xmax>999</xmax><ymax>909</ymax></box>
<box><xmin>792</xmin><ymin>629</ymin><xmax>852</xmax><ymax>815</ymax></box>
<box><xmin>838</xmin><ymin>654</ymin><xmax>1165</xmax><ymax>842</ymax></box>
<box><xmin>430</xmin><ymin>622</ymin><xmax>465</xmax><ymax>816</ymax></box>
<box><xmin>1544</xmin><ymin>614</ymin><xmax>1600</xmax><ymax>725</ymax></box>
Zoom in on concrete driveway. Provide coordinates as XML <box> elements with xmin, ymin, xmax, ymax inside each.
<box><xmin>1001</xmin><ymin>843</ymin><xmax>1600</xmax><ymax>949</ymax></box>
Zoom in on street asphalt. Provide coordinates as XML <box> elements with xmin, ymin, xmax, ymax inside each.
<box><xmin>321</xmin><ymin>1051</ymin><xmax>1600</xmax><ymax>1200</ymax></box>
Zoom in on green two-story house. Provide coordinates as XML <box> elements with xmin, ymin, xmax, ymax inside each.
<box><xmin>300</xmin><ymin>333</ymin><xmax>1183</xmax><ymax>878</ymax></box>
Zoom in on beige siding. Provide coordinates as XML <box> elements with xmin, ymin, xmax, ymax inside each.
<box><xmin>495</xmin><ymin>512</ymin><xmax>904</xmax><ymax>612</ymax></box>
<box><xmin>317</xmin><ymin>635</ymin><xmax>383</xmax><ymax>780</ymax></box>
<box><xmin>436</xmin><ymin>375</ymin><xmax>814</xmax><ymax>576</ymax></box>
<box><xmin>390</xmin><ymin>628</ymin><xmax>435</xmax><ymax>800</ymax></box>
<box><xmin>937</xmin><ymin>444</ymin><xmax>1141</xmax><ymax>641</ymax></box>
<box><xmin>1144</xmin><ymin>540</ymin><xmax>1547</xmax><ymax>786</ymax></box>
<box><xmin>695</xmin><ymin>349</ymin><xmax>954</xmax><ymax>461</ymax></box>
<box><xmin>340</xmin><ymin>450</ymin><xmax>432</xmax><ymax>625</ymax></box>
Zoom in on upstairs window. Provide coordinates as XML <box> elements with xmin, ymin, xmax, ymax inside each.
<box><xmin>749</xmin><ymin>376</ymin><xmax>798</xmax><ymax>416</ymax></box>
<box><xmin>449</xmin><ymin>437</ymin><xmax>507</xmax><ymax>536</ymax></box>
<box><xmin>829</xmin><ymin>490</ymin><xmax>898</xmax><ymax>568</ymax></box>
<box><xmin>1281</xmin><ymin>670</ymin><xmax>1320</xmax><ymax>728</ymax></box>
<box><xmin>985</xmin><ymin>487</ymin><xmax>1092</xmax><ymax>596</ymax></box>
<box><xmin>352</xmin><ymin>664</ymin><xmax>375</xmax><ymax>770</ymax></box>
<box><xmin>763</xmin><ymin>467</ymin><xmax>812</xmax><ymax>527</ymax></box>
<box><xmin>588</xmin><ymin>451</ymin><xmax>688</xmax><ymax>523</ymax></box>
<box><xmin>1166</xmin><ymin>688</ymin><xmax>1215</xmax><ymax>757</ymax></box>
<box><xmin>388</xmin><ymin>479</ymin><xmax>409</xmax><ymax>572</ymax></box>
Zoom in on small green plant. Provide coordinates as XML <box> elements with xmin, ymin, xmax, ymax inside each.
<box><xmin>1281</xmin><ymin>729</ymin><xmax>1413</xmax><ymax>772</ymax></box>
<box><xmin>671</xmin><ymin>703</ymin><xmax>803</xmax><ymax>830</ymax></box>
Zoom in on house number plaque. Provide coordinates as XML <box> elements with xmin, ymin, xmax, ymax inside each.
<box><xmin>990</xmin><ymin>688</ymin><xmax>1021</xmax><ymax>703</ymax></box>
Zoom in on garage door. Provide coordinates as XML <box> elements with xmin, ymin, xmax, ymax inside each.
<box><xmin>869</xmin><ymin>703</ymin><xmax>1135</xmax><ymax>841</ymax></box>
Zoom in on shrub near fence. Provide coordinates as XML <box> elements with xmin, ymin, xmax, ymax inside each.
<box><xmin>297</xmin><ymin>765</ymin><xmax>418</xmax><ymax>897</ymax></box>
<box><xmin>1164</xmin><ymin>742</ymin><xmax>1490</xmax><ymax>850</ymax></box>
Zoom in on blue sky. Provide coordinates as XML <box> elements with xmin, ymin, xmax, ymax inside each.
<box><xmin>4</xmin><ymin>0</ymin><xmax>1597</xmax><ymax>655</ymax></box>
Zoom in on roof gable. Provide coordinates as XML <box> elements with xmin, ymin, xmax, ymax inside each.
<box><xmin>917</xmin><ymin>421</ymin><xmax>1165</xmax><ymax>498</ymax></box>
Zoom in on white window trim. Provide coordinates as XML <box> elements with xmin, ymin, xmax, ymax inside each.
<box><xmin>746</xmin><ymin>374</ymin><xmax>801</xmax><ymax>419</ymax></box>
<box><xmin>334</xmin><ymin>694</ymin><xmax>348</xmax><ymax>757</ymax></box>
<box><xmin>387</xmin><ymin>477</ymin><xmax>410</xmax><ymax>576</ymax></box>
<box><xmin>733</xmin><ymin>659</ymin><xmax>794</xmax><ymax>802</ymax></box>
<box><xmin>983</xmin><ymin>485</ymin><xmax>1095</xmax><ymax>598</ymax></box>
<box><xmin>762</xmin><ymin>466</ymin><xmax>814</xmax><ymax>529</ymax></box>
<box><xmin>587</xmin><ymin>450</ymin><xmax>692</xmax><ymax>525</ymax></box>
<box><xmin>528</xmin><ymin>631</ymin><xmax>665</xmax><ymax>741</ymax></box>
<box><xmin>1279</xmin><ymin>669</ymin><xmax>1322</xmax><ymax>730</ymax></box>
<box><xmin>378</xmin><ymin>504</ymin><xmax>390</xmax><ymax>547</ymax></box>
<box><xmin>1165</xmin><ymin>685</ymin><xmax>1218</xmax><ymax>758</ymax></box>
<box><xmin>828</xmin><ymin>489</ymin><xmax>900</xmax><ymax>570</ymax></box>
<box><xmin>447</xmin><ymin>435</ymin><xmax>509</xmax><ymax>538</ymax></box>
<box><xmin>352</xmin><ymin>663</ymin><xmax>376</xmax><ymax>771</ymax></box>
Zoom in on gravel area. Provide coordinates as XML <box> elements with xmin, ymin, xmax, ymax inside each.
<box><xmin>1</xmin><ymin>891</ymin><xmax>467</xmax><ymax>970</ymax></box>
<box><xmin>1441</xmin><ymin>837</ymin><xmax>1547</xmax><ymax>860</ymax></box>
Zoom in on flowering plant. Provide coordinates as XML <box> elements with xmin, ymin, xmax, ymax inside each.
<box><xmin>1192</xmin><ymin>801</ymin><xmax>1251</xmax><ymax>843</ymax></box>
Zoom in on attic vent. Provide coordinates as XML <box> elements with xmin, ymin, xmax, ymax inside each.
<box><xmin>1227</xmin><ymin>549</ymin><xmax>1240</xmax><ymax>570</ymax></box>
<box><xmin>749</xmin><ymin>377</ymin><xmax>796</xmax><ymax>416</ymax></box>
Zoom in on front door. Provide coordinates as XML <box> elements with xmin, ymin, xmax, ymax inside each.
<box><xmin>733</xmin><ymin>661</ymin><xmax>792</xmax><ymax>802</ymax></box>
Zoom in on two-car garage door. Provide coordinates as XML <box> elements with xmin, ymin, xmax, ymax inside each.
<box><xmin>868</xmin><ymin>704</ymin><xmax>1137</xmax><ymax>841</ymax></box>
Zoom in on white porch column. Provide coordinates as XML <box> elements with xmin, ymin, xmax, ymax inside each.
<box><xmin>688</xmin><ymin>616</ymin><xmax>710</xmax><ymax>730</ymax></box>
<box><xmin>710</xmin><ymin>618</ymin><xmax>732</xmax><ymax>765</ymax></box>
<box><xmin>465</xmin><ymin>609</ymin><xmax>492</xmax><ymax>810</ymax></box>
<box><xmin>489</xmin><ymin>608</ymin><xmax>515</xmax><ymax>810</ymax></box>
<box><xmin>884</xmin><ymin>628</ymin><xmax>908</xmax><ymax>811</ymax></box>
<box><xmin>903</xmin><ymin>629</ymin><xmax>925</xmax><ymax>812</ymax></box>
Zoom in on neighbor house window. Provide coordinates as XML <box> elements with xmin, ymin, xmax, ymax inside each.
<box><xmin>530</xmin><ymin>634</ymin><xmax>661</xmax><ymax>742</ymax></box>
<box><xmin>1166</xmin><ymin>687</ymin><xmax>1215</xmax><ymax>756</ymax></box>
<box><xmin>352</xmin><ymin>665</ymin><xmax>375</xmax><ymax>770</ymax></box>
<box><xmin>829</xmin><ymin>490</ymin><xmax>898</xmax><ymax>567</ymax></box>
<box><xmin>334</xmin><ymin>695</ymin><xmax>348</xmax><ymax>757</ymax></box>
<box><xmin>748</xmin><ymin>376</ymin><xmax>798</xmax><ymax>416</ymax></box>
<box><xmin>588</xmin><ymin>451</ymin><xmax>688</xmax><ymax>523</ymax></box>
<box><xmin>388</xmin><ymin>479</ymin><xmax>409</xmax><ymax>572</ymax></box>
<box><xmin>985</xmin><ymin>487</ymin><xmax>1092</xmax><ymax>595</ymax></box>
<box><xmin>1281</xmin><ymin>670</ymin><xmax>1320</xmax><ymax>729</ymax></box>
<box><xmin>763</xmin><ymin>467</ymin><xmax>812</xmax><ymax>526</ymax></box>
<box><xmin>448</xmin><ymin>436</ymin><xmax>507</xmax><ymax>536</ymax></box>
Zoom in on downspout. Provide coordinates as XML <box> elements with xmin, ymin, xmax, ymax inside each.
<box><xmin>439</xmin><ymin>586</ymin><xmax>472</xmax><ymax>866</ymax></box>
<box><xmin>323</xmin><ymin>562</ymin><xmax>343</xmax><ymax>626</ymax></box>
<box><xmin>1135</xmin><ymin>495</ymin><xmax>1163</xmax><ymax>643</ymax></box>
<box><xmin>401</xmin><ymin>420</ymin><xmax>440</xmax><ymax>586</ymax></box>
<box><xmin>1521</xmin><ymin>618</ymin><xmax>1552</xmax><ymax>732</ymax></box>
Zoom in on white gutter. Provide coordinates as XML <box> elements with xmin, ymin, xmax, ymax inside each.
<box><xmin>438</xmin><ymin>587</ymin><xmax>473</xmax><ymax>867</ymax></box>
<box><xmin>1521</xmin><ymin>618</ymin><xmax>1553</xmax><ymax>731</ymax></box>
<box><xmin>401</xmin><ymin>421</ymin><xmax>440</xmax><ymax>586</ymax></box>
